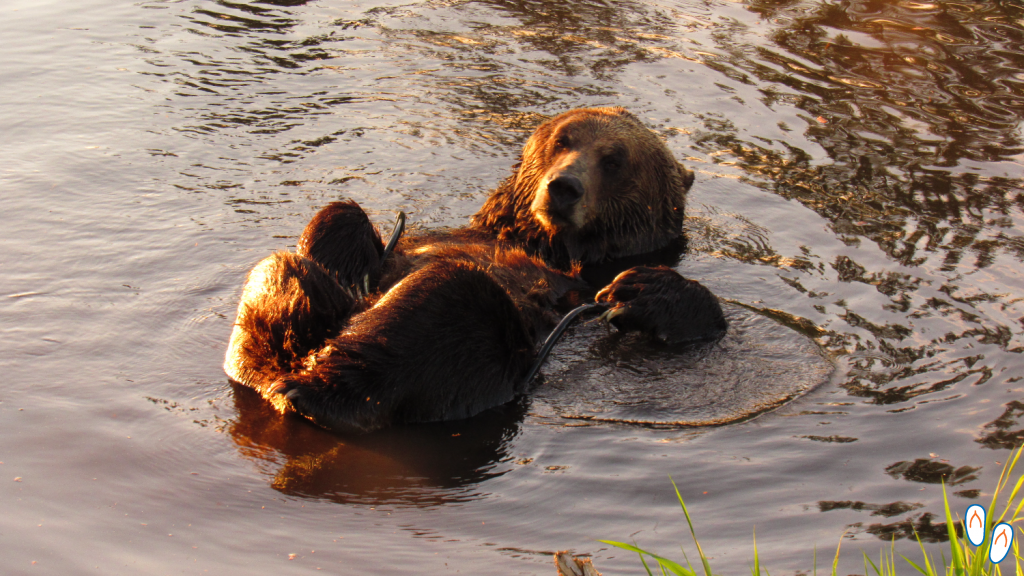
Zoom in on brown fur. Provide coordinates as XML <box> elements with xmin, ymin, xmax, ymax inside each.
<box><xmin>225</xmin><ymin>107</ymin><xmax>719</xmax><ymax>432</ymax></box>
<box><xmin>470</xmin><ymin>107</ymin><xmax>694</xmax><ymax>268</ymax></box>
<box><xmin>378</xmin><ymin>228</ymin><xmax>584</xmax><ymax>337</ymax></box>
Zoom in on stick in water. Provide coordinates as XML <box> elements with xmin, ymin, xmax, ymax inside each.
<box><xmin>523</xmin><ymin>302</ymin><xmax>607</xmax><ymax>386</ymax></box>
<box><xmin>380</xmin><ymin>211</ymin><xmax>406</xmax><ymax>264</ymax></box>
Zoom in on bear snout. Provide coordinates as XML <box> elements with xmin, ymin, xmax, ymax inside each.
<box><xmin>547</xmin><ymin>174</ymin><xmax>584</xmax><ymax>212</ymax></box>
<box><xmin>533</xmin><ymin>170</ymin><xmax>589</xmax><ymax>229</ymax></box>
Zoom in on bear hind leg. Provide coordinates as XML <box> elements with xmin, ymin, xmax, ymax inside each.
<box><xmin>272</xmin><ymin>261</ymin><xmax>536</xmax><ymax>432</ymax></box>
<box><xmin>225</xmin><ymin>252</ymin><xmax>358</xmax><ymax>395</ymax></box>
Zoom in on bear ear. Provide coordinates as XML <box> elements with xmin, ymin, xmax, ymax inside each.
<box><xmin>678</xmin><ymin>163</ymin><xmax>695</xmax><ymax>192</ymax></box>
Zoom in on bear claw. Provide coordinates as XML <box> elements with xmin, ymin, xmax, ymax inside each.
<box><xmin>599</xmin><ymin>306</ymin><xmax>627</xmax><ymax>322</ymax></box>
<box><xmin>595</xmin><ymin>265</ymin><xmax>727</xmax><ymax>344</ymax></box>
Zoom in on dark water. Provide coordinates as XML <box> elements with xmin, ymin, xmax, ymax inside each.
<box><xmin>3</xmin><ymin>0</ymin><xmax>1024</xmax><ymax>574</ymax></box>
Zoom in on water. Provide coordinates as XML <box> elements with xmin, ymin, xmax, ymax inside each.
<box><xmin>2</xmin><ymin>0</ymin><xmax>1024</xmax><ymax>573</ymax></box>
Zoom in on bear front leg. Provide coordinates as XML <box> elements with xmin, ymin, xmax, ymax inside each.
<box><xmin>595</xmin><ymin>265</ymin><xmax>727</xmax><ymax>344</ymax></box>
<box><xmin>297</xmin><ymin>200</ymin><xmax>386</xmax><ymax>295</ymax></box>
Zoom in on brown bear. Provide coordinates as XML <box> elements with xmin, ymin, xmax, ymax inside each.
<box><xmin>224</xmin><ymin>107</ymin><xmax>727</xmax><ymax>432</ymax></box>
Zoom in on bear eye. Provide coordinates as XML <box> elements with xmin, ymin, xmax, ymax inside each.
<box><xmin>601</xmin><ymin>153</ymin><xmax>623</xmax><ymax>172</ymax></box>
<box><xmin>554</xmin><ymin>135</ymin><xmax>571</xmax><ymax>150</ymax></box>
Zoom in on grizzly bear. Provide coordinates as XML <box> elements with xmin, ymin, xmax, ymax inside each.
<box><xmin>224</xmin><ymin>107</ymin><xmax>727</xmax><ymax>432</ymax></box>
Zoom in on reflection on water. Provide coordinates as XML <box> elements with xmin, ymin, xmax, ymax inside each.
<box><xmin>685</xmin><ymin>2</ymin><xmax>1024</xmax><ymax>415</ymax></box>
<box><xmin>228</xmin><ymin>300</ymin><xmax>832</xmax><ymax>502</ymax></box>
<box><xmin>748</xmin><ymin>1</ymin><xmax>1024</xmax><ymax>166</ymax></box>
<box><xmin>819</xmin><ymin>499</ymin><xmax>923</xmax><ymax>517</ymax></box>
<box><xmin>977</xmin><ymin>400</ymin><xmax>1024</xmax><ymax>450</ymax></box>
<box><xmin>5</xmin><ymin>0</ymin><xmax>1024</xmax><ymax>573</ymax></box>
<box><xmin>819</xmin><ymin>496</ymin><xmax>953</xmax><ymax>544</ymax></box>
<box><xmin>863</xmin><ymin>512</ymin><xmax>951</xmax><ymax>543</ymax></box>
<box><xmin>229</xmin><ymin>383</ymin><xmax>524</xmax><ymax>506</ymax></box>
<box><xmin>885</xmin><ymin>458</ymin><xmax>979</xmax><ymax>485</ymax></box>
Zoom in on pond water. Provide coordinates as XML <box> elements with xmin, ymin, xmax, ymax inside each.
<box><xmin>3</xmin><ymin>0</ymin><xmax>1024</xmax><ymax>574</ymax></box>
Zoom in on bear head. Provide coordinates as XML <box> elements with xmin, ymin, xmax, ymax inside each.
<box><xmin>471</xmin><ymin>107</ymin><xmax>695</xmax><ymax>269</ymax></box>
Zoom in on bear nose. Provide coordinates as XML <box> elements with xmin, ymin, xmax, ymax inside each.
<box><xmin>547</xmin><ymin>175</ymin><xmax>584</xmax><ymax>211</ymax></box>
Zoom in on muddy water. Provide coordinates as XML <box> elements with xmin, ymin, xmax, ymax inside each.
<box><xmin>3</xmin><ymin>0</ymin><xmax>1024</xmax><ymax>574</ymax></box>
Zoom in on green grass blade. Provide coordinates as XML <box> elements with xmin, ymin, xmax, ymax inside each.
<box><xmin>607</xmin><ymin>459</ymin><xmax>1024</xmax><ymax>576</ymax></box>
<box><xmin>995</xmin><ymin>448</ymin><xmax>1024</xmax><ymax>528</ymax></box>
<box><xmin>890</xmin><ymin>537</ymin><xmax>898</xmax><ymax>576</ymax></box>
<box><xmin>1013</xmin><ymin>530</ymin><xmax>1022</xmax><ymax>576</ymax></box>
<box><xmin>832</xmin><ymin>530</ymin><xmax>847</xmax><ymax>576</ymax></box>
<box><xmin>654</xmin><ymin>555</ymin><xmax>698</xmax><ymax>575</ymax></box>
<box><xmin>599</xmin><ymin>540</ymin><xmax>696</xmax><ymax>576</ymax></box>
<box><xmin>1002</xmin><ymin>446</ymin><xmax>1023</xmax><ymax>491</ymax></box>
<box><xmin>863</xmin><ymin>551</ymin><xmax>881</xmax><ymax>576</ymax></box>
<box><xmin>600</xmin><ymin>540</ymin><xmax>655</xmax><ymax>576</ymax></box>
<box><xmin>751</xmin><ymin>530</ymin><xmax>771</xmax><ymax>576</ymax></box>
<box><xmin>641</xmin><ymin>551</ymin><xmax>656</xmax><ymax>576</ymax></box>
<box><xmin>988</xmin><ymin>448</ymin><xmax>1022</xmax><ymax>537</ymax></box>
<box><xmin>670</xmin><ymin>476</ymin><xmax>714</xmax><ymax>576</ymax></box>
<box><xmin>599</xmin><ymin>539</ymin><xmax>648</xmax><ymax>554</ymax></box>
<box><xmin>752</xmin><ymin>528</ymin><xmax>760</xmax><ymax>576</ymax></box>
<box><xmin>680</xmin><ymin>544</ymin><xmax>695</xmax><ymax>574</ymax></box>
<box><xmin>941</xmin><ymin>479</ymin><xmax>967</xmax><ymax>574</ymax></box>
<box><xmin>995</xmin><ymin>475</ymin><xmax>1024</xmax><ymax>527</ymax></box>
<box><xmin>1010</xmin><ymin>488</ymin><xmax>1024</xmax><ymax>526</ymax></box>
<box><xmin>650</xmin><ymin>555</ymin><xmax>697</xmax><ymax>576</ymax></box>
<box><xmin>900</xmin><ymin>554</ymin><xmax>930</xmax><ymax>576</ymax></box>
<box><xmin>910</xmin><ymin>522</ymin><xmax>938</xmax><ymax>576</ymax></box>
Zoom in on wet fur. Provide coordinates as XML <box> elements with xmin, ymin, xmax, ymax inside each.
<box><xmin>471</xmin><ymin>107</ymin><xmax>694</xmax><ymax>268</ymax></box>
<box><xmin>225</xmin><ymin>107</ymin><xmax>721</xmax><ymax>432</ymax></box>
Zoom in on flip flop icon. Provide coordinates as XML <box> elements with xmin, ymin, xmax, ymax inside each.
<box><xmin>989</xmin><ymin>522</ymin><xmax>1014</xmax><ymax>564</ymax></box>
<box><xmin>965</xmin><ymin>504</ymin><xmax>986</xmax><ymax>546</ymax></box>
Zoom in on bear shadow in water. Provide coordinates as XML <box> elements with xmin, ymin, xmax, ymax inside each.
<box><xmin>228</xmin><ymin>382</ymin><xmax>526</xmax><ymax>506</ymax></box>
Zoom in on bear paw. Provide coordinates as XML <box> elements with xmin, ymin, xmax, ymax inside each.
<box><xmin>268</xmin><ymin>376</ymin><xmax>380</xmax><ymax>433</ymax></box>
<box><xmin>266</xmin><ymin>377</ymin><xmax>309</xmax><ymax>415</ymax></box>
<box><xmin>595</xmin><ymin>266</ymin><xmax>727</xmax><ymax>344</ymax></box>
<box><xmin>296</xmin><ymin>200</ymin><xmax>385</xmax><ymax>295</ymax></box>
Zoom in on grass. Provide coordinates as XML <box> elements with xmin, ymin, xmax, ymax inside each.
<box><xmin>600</xmin><ymin>446</ymin><xmax>1024</xmax><ymax>576</ymax></box>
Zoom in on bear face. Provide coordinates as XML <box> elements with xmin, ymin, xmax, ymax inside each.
<box><xmin>472</xmin><ymin>107</ymin><xmax>695</xmax><ymax>268</ymax></box>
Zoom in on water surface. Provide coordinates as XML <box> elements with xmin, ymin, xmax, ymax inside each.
<box><xmin>3</xmin><ymin>0</ymin><xmax>1024</xmax><ymax>574</ymax></box>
